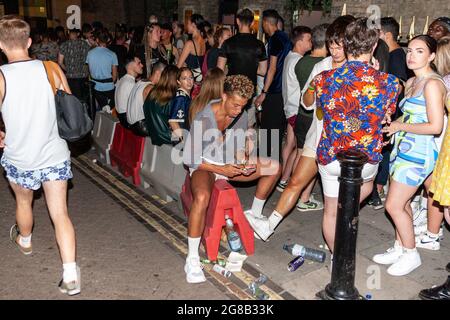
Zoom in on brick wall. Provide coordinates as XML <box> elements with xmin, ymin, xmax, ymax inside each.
<box><xmin>331</xmin><ymin>0</ymin><xmax>450</xmax><ymax>38</ymax></box>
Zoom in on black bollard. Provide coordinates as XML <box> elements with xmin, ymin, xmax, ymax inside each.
<box><xmin>317</xmin><ymin>149</ymin><xmax>368</xmax><ymax>300</ymax></box>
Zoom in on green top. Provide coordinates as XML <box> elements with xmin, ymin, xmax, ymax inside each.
<box><xmin>143</xmin><ymin>98</ymin><xmax>172</xmax><ymax>146</ymax></box>
<box><xmin>294</xmin><ymin>55</ymin><xmax>325</xmax><ymax>118</ymax></box>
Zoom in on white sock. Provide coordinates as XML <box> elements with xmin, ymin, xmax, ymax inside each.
<box><xmin>394</xmin><ymin>240</ymin><xmax>401</xmax><ymax>248</ymax></box>
<box><xmin>19</xmin><ymin>234</ymin><xmax>32</xmax><ymax>248</ymax></box>
<box><xmin>404</xmin><ymin>247</ymin><xmax>417</xmax><ymax>254</ymax></box>
<box><xmin>426</xmin><ymin>231</ymin><xmax>439</xmax><ymax>239</ymax></box>
<box><xmin>268</xmin><ymin>211</ymin><xmax>283</xmax><ymax>230</ymax></box>
<box><xmin>251</xmin><ymin>197</ymin><xmax>266</xmax><ymax>218</ymax></box>
<box><xmin>187</xmin><ymin>237</ymin><xmax>201</xmax><ymax>259</ymax></box>
<box><xmin>63</xmin><ymin>262</ymin><xmax>78</xmax><ymax>283</ymax></box>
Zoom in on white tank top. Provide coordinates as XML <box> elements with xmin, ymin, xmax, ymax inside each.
<box><xmin>126</xmin><ymin>80</ymin><xmax>151</xmax><ymax>124</ymax></box>
<box><xmin>0</xmin><ymin>60</ymin><xmax>70</xmax><ymax>170</ymax></box>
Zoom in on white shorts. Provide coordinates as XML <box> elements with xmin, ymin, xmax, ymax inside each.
<box><xmin>189</xmin><ymin>168</ymin><xmax>228</xmax><ymax>181</ymax></box>
<box><xmin>318</xmin><ymin>160</ymin><xmax>379</xmax><ymax>198</ymax></box>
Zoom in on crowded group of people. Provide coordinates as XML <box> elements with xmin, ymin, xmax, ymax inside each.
<box><xmin>0</xmin><ymin>8</ymin><xmax>449</xmax><ymax>299</ymax></box>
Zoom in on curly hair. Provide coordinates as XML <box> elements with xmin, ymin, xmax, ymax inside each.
<box><xmin>224</xmin><ymin>75</ymin><xmax>254</xmax><ymax>100</ymax></box>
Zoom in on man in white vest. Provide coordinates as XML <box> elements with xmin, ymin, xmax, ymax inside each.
<box><xmin>0</xmin><ymin>16</ymin><xmax>80</xmax><ymax>296</ymax></box>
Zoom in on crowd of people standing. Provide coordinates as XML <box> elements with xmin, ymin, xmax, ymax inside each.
<box><xmin>0</xmin><ymin>9</ymin><xmax>449</xmax><ymax>299</ymax></box>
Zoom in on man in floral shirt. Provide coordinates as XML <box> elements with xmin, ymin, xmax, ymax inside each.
<box><xmin>311</xmin><ymin>18</ymin><xmax>400</xmax><ymax>253</ymax></box>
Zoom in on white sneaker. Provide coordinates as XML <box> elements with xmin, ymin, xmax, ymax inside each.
<box><xmin>414</xmin><ymin>223</ymin><xmax>428</xmax><ymax>236</ymax></box>
<box><xmin>387</xmin><ymin>250</ymin><xmax>421</xmax><ymax>276</ymax></box>
<box><xmin>184</xmin><ymin>257</ymin><xmax>206</xmax><ymax>284</ymax></box>
<box><xmin>244</xmin><ymin>210</ymin><xmax>267</xmax><ymax>240</ymax></box>
<box><xmin>413</xmin><ymin>207</ymin><xmax>428</xmax><ymax>229</ymax></box>
<box><xmin>245</xmin><ymin>213</ymin><xmax>273</xmax><ymax>242</ymax></box>
<box><xmin>244</xmin><ymin>209</ymin><xmax>267</xmax><ymax>220</ymax></box>
<box><xmin>372</xmin><ymin>244</ymin><xmax>403</xmax><ymax>265</ymax></box>
<box><xmin>416</xmin><ymin>233</ymin><xmax>440</xmax><ymax>251</ymax></box>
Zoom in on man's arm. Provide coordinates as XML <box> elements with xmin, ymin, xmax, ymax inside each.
<box><xmin>217</xmin><ymin>56</ymin><xmax>227</xmax><ymax>71</ymax></box>
<box><xmin>257</xmin><ymin>60</ymin><xmax>268</xmax><ymax>77</ymax></box>
<box><xmin>112</xmin><ymin>65</ymin><xmax>118</xmax><ymax>83</ymax></box>
<box><xmin>254</xmin><ymin>55</ymin><xmax>277</xmax><ymax>107</ymax></box>
<box><xmin>58</xmin><ymin>53</ymin><xmax>66</xmax><ymax>71</ymax></box>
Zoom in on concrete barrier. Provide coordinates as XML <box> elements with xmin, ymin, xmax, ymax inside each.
<box><xmin>92</xmin><ymin>111</ymin><xmax>118</xmax><ymax>165</ymax></box>
<box><xmin>139</xmin><ymin>141</ymin><xmax>187</xmax><ymax>202</ymax></box>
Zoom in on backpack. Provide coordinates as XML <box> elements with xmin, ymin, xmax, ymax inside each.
<box><xmin>43</xmin><ymin>61</ymin><xmax>93</xmax><ymax>142</ymax></box>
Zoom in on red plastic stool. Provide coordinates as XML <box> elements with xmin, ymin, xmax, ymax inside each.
<box><xmin>110</xmin><ymin>124</ymin><xmax>145</xmax><ymax>186</ymax></box>
<box><xmin>180</xmin><ymin>174</ymin><xmax>255</xmax><ymax>261</ymax></box>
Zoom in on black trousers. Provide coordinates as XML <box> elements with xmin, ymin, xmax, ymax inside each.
<box><xmin>67</xmin><ymin>78</ymin><xmax>88</xmax><ymax>102</ymax></box>
<box><xmin>93</xmin><ymin>89</ymin><xmax>115</xmax><ymax>120</ymax></box>
<box><xmin>260</xmin><ymin>93</ymin><xmax>286</xmax><ymax>159</ymax></box>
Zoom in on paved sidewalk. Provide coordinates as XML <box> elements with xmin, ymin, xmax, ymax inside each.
<box><xmin>0</xmin><ymin>162</ymin><xmax>228</xmax><ymax>300</ymax></box>
<box><xmin>1</xmin><ymin>150</ymin><xmax>449</xmax><ymax>300</ymax></box>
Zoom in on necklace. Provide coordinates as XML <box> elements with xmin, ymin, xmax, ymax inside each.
<box><xmin>412</xmin><ymin>72</ymin><xmax>436</xmax><ymax>87</ymax></box>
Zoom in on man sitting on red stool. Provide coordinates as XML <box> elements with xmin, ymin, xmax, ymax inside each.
<box><xmin>182</xmin><ymin>75</ymin><xmax>281</xmax><ymax>283</ymax></box>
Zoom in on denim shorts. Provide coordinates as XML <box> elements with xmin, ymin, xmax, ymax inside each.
<box><xmin>1</xmin><ymin>156</ymin><xmax>73</xmax><ymax>190</ymax></box>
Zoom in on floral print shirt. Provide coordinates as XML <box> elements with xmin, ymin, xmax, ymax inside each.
<box><xmin>314</xmin><ymin>60</ymin><xmax>400</xmax><ymax>165</ymax></box>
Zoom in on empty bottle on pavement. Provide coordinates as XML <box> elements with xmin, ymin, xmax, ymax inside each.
<box><xmin>213</xmin><ymin>264</ymin><xmax>232</xmax><ymax>278</ymax></box>
<box><xmin>224</xmin><ymin>215</ymin><xmax>243</xmax><ymax>252</ymax></box>
<box><xmin>249</xmin><ymin>274</ymin><xmax>269</xmax><ymax>300</ymax></box>
<box><xmin>287</xmin><ymin>255</ymin><xmax>305</xmax><ymax>272</ymax></box>
<box><xmin>283</xmin><ymin>243</ymin><xmax>326</xmax><ymax>263</ymax></box>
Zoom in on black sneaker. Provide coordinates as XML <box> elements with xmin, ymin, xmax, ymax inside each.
<box><xmin>419</xmin><ymin>276</ymin><xmax>450</xmax><ymax>300</ymax></box>
<box><xmin>368</xmin><ymin>194</ymin><xmax>384</xmax><ymax>210</ymax></box>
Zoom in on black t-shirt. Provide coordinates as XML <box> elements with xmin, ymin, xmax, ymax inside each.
<box><xmin>267</xmin><ymin>30</ymin><xmax>292</xmax><ymax>94</ymax></box>
<box><xmin>219</xmin><ymin>33</ymin><xmax>267</xmax><ymax>86</ymax></box>
<box><xmin>389</xmin><ymin>48</ymin><xmax>408</xmax><ymax>82</ymax></box>
<box><xmin>388</xmin><ymin>48</ymin><xmax>408</xmax><ymax>119</ymax></box>
<box><xmin>109</xmin><ymin>44</ymin><xmax>128</xmax><ymax>78</ymax></box>
<box><xmin>207</xmin><ymin>47</ymin><xmax>220</xmax><ymax>70</ymax></box>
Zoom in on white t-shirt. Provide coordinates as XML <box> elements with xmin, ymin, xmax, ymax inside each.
<box><xmin>282</xmin><ymin>51</ymin><xmax>302</xmax><ymax>119</ymax></box>
<box><xmin>114</xmin><ymin>74</ymin><xmax>135</xmax><ymax>114</ymax></box>
<box><xmin>127</xmin><ymin>80</ymin><xmax>152</xmax><ymax>125</ymax></box>
<box><xmin>0</xmin><ymin>60</ymin><xmax>70</xmax><ymax>170</ymax></box>
<box><xmin>301</xmin><ymin>56</ymin><xmax>333</xmax><ymax>154</ymax></box>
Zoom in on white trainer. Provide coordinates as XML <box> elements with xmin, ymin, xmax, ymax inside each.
<box><xmin>416</xmin><ymin>233</ymin><xmax>440</xmax><ymax>251</ymax></box>
<box><xmin>244</xmin><ymin>209</ymin><xmax>267</xmax><ymax>220</ymax></box>
<box><xmin>414</xmin><ymin>223</ymin><xmax>428</xmax><ymax>236</ymax></box>
<box><xmin>387</xmin><ymin>250</ymin><xmax>421</xmax><ymax>276</ymax></box>
<box><xmin>245</xmin><ymin>213</ymin><xmax>273</xmax><ymax>242</ymax></box>
<box><xmin>184</xmin><ymin>257</ymin><xmax>206</xmax><ymax>284</ymax></box>
<box><xmin>372</xmin><ymin>244</ymin><xmax>403</xmax><ymax>265</ymax></box>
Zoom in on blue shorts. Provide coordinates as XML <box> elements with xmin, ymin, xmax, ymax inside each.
<box><xmin>1</xmin><ymin>156</ymin><xmax>73</xmax><ymax>190</ymax></box>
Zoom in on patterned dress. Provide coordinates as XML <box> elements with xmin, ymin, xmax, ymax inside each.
<box><xmin>390</xmin><ymin>80</ymin><xmax>441</xmax><ymax>187</ymax></box>
<box><xmin>430</xmin><ymin>75</ymin><xmax>450</xmax><ymax>205</ymax></box>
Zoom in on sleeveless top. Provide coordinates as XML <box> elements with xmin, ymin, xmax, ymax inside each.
<box><xmin>390</xmin><ymin>76</ymin><xmax>444</xmax><ymax>185</ymax></box>
<box><xmin>185</xmin><ymin>40</ymin><xmax>204</xmax><ymax>83</ymax></box>
<box><xmin>0</xmin><ymin>60</ymin><xmax>70</xmax><ymax>170</ymax></box>
<box><xmin>127</xmin><ymin>80</ymin><xmax>152</xmax><ymax>125</ymax></box>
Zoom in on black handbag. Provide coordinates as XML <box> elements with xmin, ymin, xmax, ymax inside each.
<box><xmin>43</xmin><ymin>61</ymin><xmax>93</xmax><ymax>142</ymax></box>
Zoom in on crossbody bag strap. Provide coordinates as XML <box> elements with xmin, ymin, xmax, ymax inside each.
<box><xmin>43</xmin><ymin>61</ymin><xmax>57</xmax><ymax>95</ymax></box>
<box><xmin>43</xmin><ymin>61</ymin><xmax>68</xmax><ymax>94</ymax></box>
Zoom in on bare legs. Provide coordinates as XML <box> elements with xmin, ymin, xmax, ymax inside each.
<box><xmin>274</xmin><ymin>156</ymin><xmax>317</xmax><ymax>216</ymax></box>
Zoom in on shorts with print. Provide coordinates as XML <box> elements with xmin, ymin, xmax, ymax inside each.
<box><xmin>1</xmin><ymin>156</ymin><xmax>73</xmax><ymax>191</ymax></box>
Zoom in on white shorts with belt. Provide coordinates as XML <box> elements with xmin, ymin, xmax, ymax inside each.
<box><xmin>318</xmin><ymin>160</ymin><xmax>379</xmax><ymax>198</ymax></box>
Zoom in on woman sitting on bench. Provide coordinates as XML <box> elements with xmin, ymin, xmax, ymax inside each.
<box><xmin>182</xmin><ymin>75</ymin><xmax>281</xmax><ymax>284</ymax></box>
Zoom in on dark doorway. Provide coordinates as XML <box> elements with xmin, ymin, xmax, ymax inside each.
<box><xmin>219</xmin><ymin>0</ymin><xmax>239</xmax><ymax>25</ymax></box>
